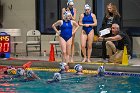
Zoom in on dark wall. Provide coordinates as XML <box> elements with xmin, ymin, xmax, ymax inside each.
<box><xmin>0</xmin><ymin>0</ymin><xmax>3</xmax><ymax>28</ymax></box>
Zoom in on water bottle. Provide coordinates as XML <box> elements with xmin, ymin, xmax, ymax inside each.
<box><xmin>44</xmin><ymin>50</ymin><xmax>46</xmax><ymax>56</ymax></box>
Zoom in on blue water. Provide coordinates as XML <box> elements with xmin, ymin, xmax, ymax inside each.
<box><xmin>0</xmin><ymin>71</ymin><xmax>140</xmax><ymax>93</ymax></box>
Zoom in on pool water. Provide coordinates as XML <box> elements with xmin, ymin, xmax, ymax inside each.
<box><xmin>0</xmin><ymin>71</ymin><xmax>140</xmax><ymax>93</ymax></box>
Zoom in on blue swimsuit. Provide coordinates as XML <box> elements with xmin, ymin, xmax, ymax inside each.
<box><xmin>60</xmin><ymin>20</ymin><xmax>72</xmax><ymax>42</ymax></box>
<box><xmin>82</xmin><ymin>13</ymin><xmax>94</xmax><ymax>35</ymax></box>
<box><xmin>70</xmin><ymin>8</ymin><xmax>74</xmax><ymax>16</ymax></box>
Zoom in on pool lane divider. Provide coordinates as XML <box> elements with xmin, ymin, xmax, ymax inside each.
<box><xmin>27</xmin><ymin>68</ymin><xmax>140</xmax><ymax>77</ymax></box>
<box><xmin>27</xmin><ymin>68</ymin><xmax>98</xmax><ymax>74</ymax></box>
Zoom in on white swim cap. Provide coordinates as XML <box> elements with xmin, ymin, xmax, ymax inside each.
<box><xmin>59</xmin><ymin>62</ymin><xmax>67</xmax><ymax>70</ymax></box>
<box><xmin>64</xmin><ymin>11</ymin><xmax>72</xmax><ymax>17</ymax></box>
<box><xmin>84</xmin><ymin>4</ymin><xmax>91</xmax><ymax>10</ymax></box>
<box><xmin>67</xmin><ymin>0</ymin><xmax>74</xmax><ymax>6</ymax></box>
<box><xmin>74</xmin><ymin>64</ymin><xmax>83</xmax><ymax>72</ymax></box>
<box><xmin>97</xmin><ymin>66</ymin><xmax>105</xmax><ymax>73</ymax></box>
<box><xmin>53</xmin><ymin>73</ymin><xmax>61</xmax><ymax>81</ymax></box>
<box><xmin>26</xmin><ymin>70</ymin><xmax>34</xmax><ymax>77</ymax></box>
<box><xmin>17</xmin><ymin>68</ymin><xmax>25</xmax><ymax>76</ymax></box>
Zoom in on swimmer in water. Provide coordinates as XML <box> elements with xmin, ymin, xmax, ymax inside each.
<box><xmin>23</xmin><ymin>70</ymin><xmax>40</xmax><ymax>82</ymax></box>
<box><xmin>47</xmin><ymin>73</ymin><xmax>61</xmax><ymax>84</ymax></box>
<box><xmin>59</xmin><ymin>62</ymin><xmax>69</xmax><ymax>74</ymax></box>
<box><xmin>95</xmin><ymin>65</ymin><xmax>105</xmax><ymax>77</ymax></box>
<box><xmin>12</xmin><ymin>68</ymin><xmax>25</xmax><ymax>79</ymax></box>
<box><xmin>3</xmin><ymin>66</ymin><xmax>17</xmax><ymax>75</ymax></box>
<box><xmin>74</xmin><ymin>64</ymin><xmax>83</xmax><ymax>75</ymax></box>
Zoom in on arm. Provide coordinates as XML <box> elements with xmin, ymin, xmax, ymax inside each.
<box><xmin>78</xmin><ymin>14</ymin><xmax>85</xmax><ymax>26</ymax></box>
<box><xmin>99</xmin><ymin>35</ymin><xmax>122</xmax><ymax>41</ymax></box>
<box><xmin>52</xmin><ymin>20</ymin><xmax>62</xmax><ymax>35</ymax></box>
<box><xmin>72</xmin><ymin>20</ymin><xmax>79</xmax><ymax>35</ymax></box>
<box><xmin>33</xmin><ymin>74</ymin><xmax>40</xmax><ymax>79</ymax></box>
<box><xmin>71</xmin><ymin>8</ymin><xmax>77</xmax><ymax>20</ymax></box>
<box><xmin>89</xmin><ymin>13</ymin><xmax>97</xmax><ymax>27</ymax></box>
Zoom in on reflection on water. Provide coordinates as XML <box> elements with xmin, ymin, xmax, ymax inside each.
<box><xmin>0</xmin><ymin>71</ymin><xmax>140</xmax><ymax>93</ymax></box>
<box><xmin>0</xmin><ymin>83</ymin><xmax>18</xmax><ymax>93</ymax></box>
<box><xmin>0</xmin><ymin>73</ymin><xmax>18</xmax><ymax>93</ymax></box>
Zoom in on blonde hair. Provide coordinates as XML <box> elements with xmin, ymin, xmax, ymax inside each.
<box><xmin>106</xmin><ymin>3</ymin><xmax>120</xmax><ymax>18</ymax></box>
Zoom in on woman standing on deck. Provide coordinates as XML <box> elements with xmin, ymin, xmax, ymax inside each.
<box><xmin>62</xmin><ymin>0</ymin><xmax>77</xmax><ymax>62</ymax></box>
<box><xmin>52</xmin><ymin>11</ymin><xmax>79</xmax><ymax>63</ymax></box>
<box><xmin>79</xmin><ymin>4</ymin><xmax>97</xmax><ymax>62</ymax></box>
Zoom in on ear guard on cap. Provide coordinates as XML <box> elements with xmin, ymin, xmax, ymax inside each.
<box><xmin>64</xmin><ymin>11</ymin><xmax>71</xmax><ymax>17</ymax></box>
<box><xmin>26</xmin><ymin>70</ymin><xmax>34</xmax><ymax>77</ymax></box>
<box><xmin>97</xmin><ymin>66</ymin><xmax>105</xmax><ymax>75</ymax></box>
<box><xmin>17</xmin><ymin>68</ymin><xmax>25</xmax><ymax>76</ymax></box>
<box><xmin>74</xmin><ymin>64</ymin><xmax>83</xmax><ymax>72</ymax></box>
<box><xmin>59</xmin><ymin>62</ymin><xmax>67</xmax><ymax>70</ymax></box>
<box><xmin>84</xmin><ymin>4</ymin><xmax>91</xmax><ymax>10</ymax></box>
<box><xmin>53</xmin><ymin>73</ymin><xmax>61</xmax><ymax>81</ymax></box>
<box><xmin>63</xmin><ymin>11</ymin><xmax>72</xmax><ymax>19</ymax></box>
<box><xmin>67</xmin><ymin>0</ymin><xmax>74</xmax><ymax>6</ymax></box>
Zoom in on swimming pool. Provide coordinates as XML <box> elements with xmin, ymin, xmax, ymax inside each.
<box><xmin>0</xmin><ymin>71</ymin><xmax>140</xmax><ymax>93</ymax></box>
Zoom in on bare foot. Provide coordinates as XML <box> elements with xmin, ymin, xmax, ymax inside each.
<box><xmin>87</xmin><ymin>59</ymin><xmax>91</xmax><ymax>62</ymax></box>
<box><xmin>71</xmin><ymin>59</ymin><xmax>74</xmax><ymax>62</ymax></box>
<box><xmin>82</xmin><ymin>58</ymin><xmax>87</xmax><ymax>62</ymax></box>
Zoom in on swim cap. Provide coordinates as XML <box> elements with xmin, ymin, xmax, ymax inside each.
<box><xmin>26</xmin><ymin>70</ymin><xmax>34</xmax><ymax>77</ymax></box>
<box><xmin>67</xmin><ymin>0</ymin><xmax>74</xmax><ymax>6</ymax></box>
<box><xmin>97</xmin><ymin>66</ymin><xmax>105</xmax><ymax>74</ymax></box>
<box><xmin>64</xmin><ymin>11</ymin><xmax>72</xmax><ymax>17</ymax></box>
<box><xmin>74</xmin><ymin>64</ymin><xmax>83</xmax><ymax>72</ymax></box>
<box><xmin>17</xmin><ymin>68</ymin><xmax>25</xmax><ymax>76</ymax></box>
<box><xmin>53</xmin><ymin>73</ymin><xmax>61</xmax><ymax>81</ymax></box>
<box><xmin>7</xmin><ymin>68</ymin><xmax>17</xmax><ymax>75</ymax></box>
<box><xmin>59</xmin><ymin>62</ymin><xmax>67</xmax><ymax>70</ymax></box>
<box><xmin>7</xmin><ymin>66</ymin><xmax>13</xmax><ymax>69</ymax></box>
<box><xmin>84</xmin><ymin>4</ymin><xmax>91</xmax><ymax>10</ymax></box>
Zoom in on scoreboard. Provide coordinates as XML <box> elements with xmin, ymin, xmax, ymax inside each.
<box><xmin>0</xmin><ymin>32</ymin><xmax>10</xmax><ymax>58</ymax></box>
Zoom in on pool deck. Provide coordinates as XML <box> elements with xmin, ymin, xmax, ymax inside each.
<box><xmin>0</xmin><ymin>55</ymin><xmax>140</xmax><ymax>73</ymax></box>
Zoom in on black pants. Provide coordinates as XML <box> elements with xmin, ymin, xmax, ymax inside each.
<box><xmin>102</xmin><ymin>33</ymin><xmax>112</xmax><ymax>59</ymax></box>
<box><xmin>102</xmin><ymin>41</ymin><xmax>107</xmax><ymax>59</ymax></box>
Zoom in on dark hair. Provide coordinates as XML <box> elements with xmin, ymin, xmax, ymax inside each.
<box><xmin>4</xmin><ymin>71</ymin><xmax>8</xmax><ymax>74</ymax></box>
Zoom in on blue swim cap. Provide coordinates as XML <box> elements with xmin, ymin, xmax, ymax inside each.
<box><xmin>59</xmin><ymin>62</ymin><xmax>67</xmax><ymax>70</ymax></box>
<box><xmin>74</xmin><ymin>64</ymin><xmax>83</xmax><ymax>72</ymax></box>
<box><xmin>53</xmin><ymin>73</ymin><xmax>61</xmax><ymax>81</ymax></box>
<box><xmin>17</xmin><ymin>68</ymin><xmax>25</xmax><ymax>76</ymax></box>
